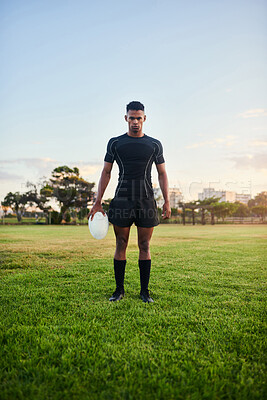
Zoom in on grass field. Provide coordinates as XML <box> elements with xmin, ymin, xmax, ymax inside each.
<box><xmin>1</xmin><ymin>217</ymin><xmax>47</xmax><ymax>224</ymax></box>
<box><xmin>0</xmin><ymin>224</ymin><xmax>266</xmax><ymax>400</ymax></box>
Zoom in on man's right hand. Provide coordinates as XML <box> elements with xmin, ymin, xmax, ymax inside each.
<box><xmin>88</xmin><ymin>202</ymin><xmax>106</xmax><ymax>221</ymax></box>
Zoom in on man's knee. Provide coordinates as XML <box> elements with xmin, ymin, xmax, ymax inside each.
<box><xmin>138</xmin><ymin>239</ymin><xmax>150</xmax><ymax>254</ymax></box>
<box><xmin>116</xmin><ymin>235</ymin><xmax>128</xmax><ymax>250</ymax></box>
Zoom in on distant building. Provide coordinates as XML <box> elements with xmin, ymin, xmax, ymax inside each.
<box><xmin>235</xmin><ymin>193</ymin><xmax>251</xmax><ymax>204</ymax></box>
<box><xmin>219</xmin><ymin>191</ymin><xmax>236</xmax><ymax>203</ymax></box>
<box><xmin>25</xmin><ymin>205</ymin><xmax>43</xmax><ymax>214</ymax></box>
<box><xmin>198</xmin><ymin>188</ymin><xmax>252</xmax><ymax>204</ymax></box>
<box><xmin>198</xmin><ymin>188</ymin><xmax>236</xmax><ymax>203</ymax></box>
<box><xmin>153</xmin><ymin>186</ymin><xmax>183</xmax><ymax>208</ymax></box>
<box><xmin>24</xmin><ymin>205</ymin><xmax>44</xmax><ymax>218</ymax></box>
<box><xmin>169</xmin><ymin>188</ymin><xmax>183</xmax><ymax>208</ymax></box>
<box><xmin>0</xmin><ymin>205</ymin><xmax>13</xmax><ymax>217</ymax></box>
<box><xmin>198</xmin><ymin>188</ymin><xmax>217</xmax><ymax>200</ymax></box>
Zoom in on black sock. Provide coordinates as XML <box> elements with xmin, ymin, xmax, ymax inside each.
<box><xmin>114</xmin><ymin>259</ymin><xmax>126</xmax><ymax>291</ymax></box>
<box><xmin>139</xmin><ymin>259</ymin><xmax>151</xmax><ymax>292</ymax></box>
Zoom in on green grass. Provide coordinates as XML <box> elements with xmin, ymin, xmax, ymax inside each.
<box><xmin>1</xmin><ymin>217</ymin><xmax>47</xmax><ymax>224</ymax></box>
<box><xmin>0</xmin><ymin>225</ymin><xmax>266</xmax><ymax>400</ymax></box>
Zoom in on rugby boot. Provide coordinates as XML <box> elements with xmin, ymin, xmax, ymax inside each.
<box><xmin>109</xmin><ymin>287</ymin><xmax>124</xmax><ymax>301</ymax></box>
<box><xmin>140</xmin><ymin>289</ymin><xmax>154</xmax><ymax>303</ymax></box>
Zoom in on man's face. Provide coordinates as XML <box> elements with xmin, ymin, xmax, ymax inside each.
<box><xmin>125</xmin><ymin>110</ymin><xmax>146</xmax><ymax>135</ymax></box>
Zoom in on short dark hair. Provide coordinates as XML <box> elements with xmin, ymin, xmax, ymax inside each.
<box><xmin>126</xmin><ymin>101</ymin><xmax>145</xmax><ymax>113</ymax></box>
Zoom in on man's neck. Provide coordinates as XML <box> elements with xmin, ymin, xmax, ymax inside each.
<box><xmin>127</xmin><ymin>130</ymin><xmax>144</xmax><ymax>138</ymax></box>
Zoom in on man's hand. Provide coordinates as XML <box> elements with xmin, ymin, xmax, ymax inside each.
<box><xmin>162</xmin><ymin>202</ymin><xmax>171</xmax><ymax>219</ymax></box>
<box><xmin>88</xmin><ymin>202</ymin><xmax>106</xmax><ymax>221</ymax></box>
<box><xmin>156</xmin><ymin>163</ymin><xmax>171</xmax><ymax>220</ymax></box>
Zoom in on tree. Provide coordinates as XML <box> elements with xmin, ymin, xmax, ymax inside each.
<box><xmin>197</xmin><ymin>197</ymin><xmax>221</xmax><ymax>225</ymax></box>
<box><xmin>227</xmin><ymin>202</ymin><xmax>239</xmax><ymax>217</ymax></box>
<box><xmin>248</xmin><ymin>192</ymin><xmax>267</xmax><ymax>222</ymax></box>
<box><xmin>102</xmin><ymin>199</ymin><xmax>112</xmax><ymax>214</ymax></box>
<box><xmin>248</xmin><ymin>191</ymin><xmax>267</xmax><ymax>208</ymax></box>
<box><xmin>1</xmin><ymin>192</ymin><xmax>26</xmax><ymax>222</ymax></box>
<box><xmin>232</xmin><ymin>202</ymin><xmax>250</xmax><ymax>218</ymax></box>
<box><xmin>212</xmin><ymin>201</ymin><xmax>238</xmax><ymax>222</ymax></box>
<box><xmin>21</xmin><ymin>181</ymin><xmax>53</xmax><ymax>223</ymax></box>
<box><xmin>45</xmin><ymin>166</ymin><xmax>95</xmax><ymax>222</ymax></box>
<box><xmin>171</xmin><ymin>207</ymin><xmax>179</xmax><ymax>217</ymax></box>
<box><xmin>251</xmin><ymin>205</ymin><xmax>267</xmax><ymax>222</ymax></box>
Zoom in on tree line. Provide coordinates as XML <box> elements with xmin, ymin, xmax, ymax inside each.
<box><xmin>1</xmin><ymin>166</ymin><xmax>95</xmax><ymax>224</ymax></box>
<box><xmin>1</xmin><ymin>165</ymin><xmax>267</xmax><ymax>224</ymax></box>
<box><xmin>166</xmin><ymin>192</ymin><xmax>267</xmax><ymax>224</ymax></box>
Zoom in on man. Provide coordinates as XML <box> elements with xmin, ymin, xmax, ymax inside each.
<box><xmin>89</xmin><ymin>101</ymin><xmax>171</xmax><ymax>303</ymax></box>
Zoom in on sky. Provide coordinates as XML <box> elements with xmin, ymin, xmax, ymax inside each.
<box><xmin>0</xmin><ymin>0</ymin><xmax>267</xmax><ymax>203</ymax></box>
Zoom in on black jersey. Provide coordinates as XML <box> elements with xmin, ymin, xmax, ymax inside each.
<box><xmin>104</xmin><ymin>133</ymin><xmax>165</xmax><ymax>199</ymax></box>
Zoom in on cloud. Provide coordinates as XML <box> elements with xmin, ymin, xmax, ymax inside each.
<box><xmin>229</xmin><ymin>153</ymin><xmax>267</xmax><ymax>172</ymax></box>
<box><xmin>0</xmin><ymin>170</ymin><xmax>23</xmax><ymax>182</ymax></box>
<box><xmin>30</xmin><ymin>141</ymin><xmax>44</xmax><ymax>145</ymax></box>
<box><xmin>249</xmin><ymin>139</ymin><xmax>267</xmax><ymax>147</ymax></box>
<box><xmin>238</xmin><ymin>109</ymin><xmax>267</xmax><ymax>119</ymax></box>
<box><xmin>252</xmin><ymin>127</ymin><xmax>267</xmax><ymax>132</ymax></box>
<box><xmin>77</xmin><ymin>164</ymin><xmax>101</xmax><ymax>177</ymax></box>
<box><xmin>0</xmin><ymin>157</ymin><xmax>57</xmax><ymax>174</ymax></box>
<box><xmin>186</xmin><ymin>135</ymin><xmax>237</xmax><ymax>149</ymax></box>
<box><xmin>0</xmin><ymin>158</ymin><xmax>102</xmax><ymax>178</ymax></box>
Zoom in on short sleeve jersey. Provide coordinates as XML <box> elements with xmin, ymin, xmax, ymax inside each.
<box><xmin>104</xmin><ymin>133</ymin><xmax>165</xmax><ymax>199</ymax></box>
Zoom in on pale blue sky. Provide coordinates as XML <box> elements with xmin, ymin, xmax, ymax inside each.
<box><xmin>1</xmin><ymin>0</ymin><xmax>266</xmax><ymax>202</ymax></box>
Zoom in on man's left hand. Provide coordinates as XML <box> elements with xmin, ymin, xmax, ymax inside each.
<box><xmin>162</xmin><ymin>202</ymin><xmax>171</xmax><ymax>219</ymax></box>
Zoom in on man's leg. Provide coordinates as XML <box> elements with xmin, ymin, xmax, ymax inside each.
<box><xmin>109</xmin><ymin>225</ymin><xmax>130</xmax><ymax>301</ymax></box>
<box><xmin>114</xmin><ymin>225</ymin><xmax>131</xmax><ymax>260</ymax></box>
<box><xmin>137</xmin><ymin>227</ymin><xmax>154</xmax><ymax>303</ymax></box>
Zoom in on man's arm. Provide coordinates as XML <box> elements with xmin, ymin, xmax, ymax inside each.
<box><xmin>156</xmin><ymin>163</ymin><xmax>171</xmax><ymax>219</ymax></box>
<box><xmin>88</xmin><ymin>161</ymin><xmax>113</xmax><ymax>220</ymax></box>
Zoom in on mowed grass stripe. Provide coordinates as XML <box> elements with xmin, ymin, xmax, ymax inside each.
<box><xmin>0</xmin><ymin>225</ymin><xmax>266</xmax><ymax>400</ymax></box>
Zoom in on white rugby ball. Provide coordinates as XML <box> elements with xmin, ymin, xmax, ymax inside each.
<box><xmin>88</xmin><ymin>212</ymin><xmax>109</xmax><ymax>240</ymax></box>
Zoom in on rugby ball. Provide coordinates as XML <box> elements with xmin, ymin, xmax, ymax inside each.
<box><xmin>88</xmin><ymin>212</ymin><xmax>109</xmax><ymax>240</ymax></box>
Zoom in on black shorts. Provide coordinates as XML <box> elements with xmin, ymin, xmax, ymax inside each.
<box><xmin>108</xmin><ymin>197</ymin><xmax>159</xmax><ymax>228</ymax></box>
